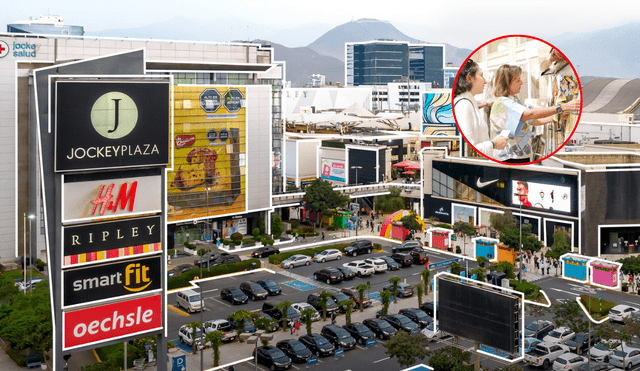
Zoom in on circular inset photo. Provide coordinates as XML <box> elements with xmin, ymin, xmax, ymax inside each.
<box><xmin>452</xmin><ymin>35</ymin><xmax>582</xmax><ymax>165</ymax></box>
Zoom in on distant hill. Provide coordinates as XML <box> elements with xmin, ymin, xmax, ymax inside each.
<box><xmin>265</xmin><ymin>41</ymin><xmax>344</xmax><ymax>88</ymax></box>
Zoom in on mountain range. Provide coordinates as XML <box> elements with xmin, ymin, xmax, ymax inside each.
<box><xmin>87</xmin><ymin>18</ymin><xmax>639</xmax><ymax>87</ymax></box>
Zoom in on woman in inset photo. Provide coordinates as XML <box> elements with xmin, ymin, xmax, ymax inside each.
<box><xmin>453</xmin><ymin>59</ymin><xmax>509</xmax><ymax>157</ymax></box>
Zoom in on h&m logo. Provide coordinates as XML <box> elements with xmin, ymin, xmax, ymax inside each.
<box><xmin>91</xmin><ymin>181</ymin><xmax>137</xmax><ymax>216</ymax></box>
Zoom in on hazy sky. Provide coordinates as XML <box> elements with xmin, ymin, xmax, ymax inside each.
<box><xmin>3</xmin><ymin>0</ymin><xmax>638</xmax><ymax>48</ymax></box>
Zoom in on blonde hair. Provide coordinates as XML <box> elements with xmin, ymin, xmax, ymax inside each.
<box><xmin>493</xmin><ymin>65</ymin><xmax>522</xmax><ymax>98</ymax></box>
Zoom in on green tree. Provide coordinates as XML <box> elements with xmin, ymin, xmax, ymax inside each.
<box><xmin>400</xmin><ymin>213</ymin><xmax>422</xmax><ymax>237</ymax></box>
<box><xmin>384</xmin><ymin>331</ymin><xmax>431</xmax><ymax>368</ymax></box>
<box><xmin>375</xmin><ymin>187</ymin><xmax>405</xmax><ymax>213</ymax></box>
<box><xmin>421</xmin><ymin>269</ymin><xmax>431</xmax><ymax>293</ymax></box>
<box><xmin>453</xmin><ymin>221</ymin><xmax>476</xmax><ymax>255</ymax></box>
<box><xmin>546</xmin><ymin>230</ymin><xmax>571</xmax><ymax>275</ymax></box>
<box><xmin>258</xmin><ymin>216</ymin><xmax>266</xmax><ymax>234</ymax></box>
<box><xmin>493</xmin><ymin>261</ymin><xmax>515</xmax><ymax>279</ymax></box>
<box><xmin>427</xmin><ymin>345</ymin><xmax>473</xmax><ymax>371</ymax></box>
<box><xmin>552</xmin><ymin>300</ymin><xmax>589</xmax><ymax>354</ymax></box>
<box><xmin>450</xmin><ymin>261</ymin><xmax>462</xmax><ymax>275</ymax></box>
<box><xmin>271</xmin><ymin>214</ymin><xmax>283</xmax><ymax>238</ymax></box>
<box><xmin>499</xmin><ymin>224</ymin><xmax>542</xmax><ymax>252</ymax></box>
<box><xmin>300</xmin><ymin>308</ymin><xmax>315</xmax><ymax>335</ymax></box>
<box><xmin>476</xmin><ymin>256</ymin><xmax>489</xmax><ymax>268</ymax></box>
<box><xmin>185</xmin><ymin>321</ymin><xmax>202</xmax><ymax>354</ymax></box>
<box><xmin>319</xmin><ymin>291</ymin><xmax>333</xmax><ymax>320</ymax></box>
<box><xmin>415</xmin><ymin>283</ymin><xmax>424</xmax><ymax>308</ymax></box>
<box><xmin>597</xmin><ymin>321</ymin><xmax>634</xmax><ymax>364</ymax></box>
<box><xmin>302</xmin><ymin>178</ymin><xmax>350</xmax><ymax>228</ymax></box>
<box><xmin>274</xmin><ymin>301</ymin><xmax>293</xmax><ymax>331</ymax></box>
<box><xmin>0</xmin><ymin>282</ymin><xmax>52</xmax><ymax>354</ymax></box>
<box><xmin>81</xmin><ymin>360</ymin><xmax>120</xmax><ymax>371</ymax></box>
<box><xmin>356</xmin><ymin>283</ymin><xmax>371</xmax><ymax>312</ymax></box>
<box><xmin>253</xmin><ymin>316</ymin><xmax>276</xmax><ymax>333</ymax></box>
<box><xmin>618</xmin><ymin>255</ymin><xmax>640</xmax><ymax>276</ymax></box>
<box><xmin>470</xmin><ymin>267</ymin><xmax>486</xmax><ymax>282</ymax></box>
<box><xmin>340</xmin><ymin>299</ymin><xmax>355</xmax><ymax>324</ymax></box>
<box><xmin>231</xmin><ymin>309</ymin><xmax>253</xmax><ymax>337</ymax></box>
<box><xmin>380</xmin><ymin>290</ymin><xmax>393</xmax><ymax>315</ymax></box>
<box><xmin>489</xmin><ymin>210</ymin><xmax>516</xmax><ymax>233</ymax></box>
<box><xmin>389</xmin><ymin>276</ymin><xmax>402</xmax><ymax>304</ymax></box>
<box><xmin>205</xmin><ymin>330</ymin><xmax>223</xmax><ymax>367</ymax></box>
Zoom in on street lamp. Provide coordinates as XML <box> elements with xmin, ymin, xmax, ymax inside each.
<box><xmin>23</xmin><ymin>213</ymin><xmax>35</xmax><ymax>294</ymax></box>
<box><xmin>239</xmin><ymin>330</ymin><xmax>274</xmax><ymax>371</ymax></box>
<box><xmin>513</xmin><ymin>193</ymin><xmax>523</xmax><ymax>283</ymax></box>
<box><xmin>350</xmin><ymin>166</ymin><xmax>362</xmax><ymax>186</ymax></box>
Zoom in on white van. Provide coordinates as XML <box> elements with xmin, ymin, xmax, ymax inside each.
<box><xmin>176</xmin><ymin>289</ymin><xmax>204</xmax><ymax>313</ymax></box>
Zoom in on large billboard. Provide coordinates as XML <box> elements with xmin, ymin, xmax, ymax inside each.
<box><xmin>168</xmin><ymin>86</ymin><xmax>246</xmax><ymax>222</ymax></box>
<box><xmin>321</xmin><ymin>158</ymin><xmax>346</xmax><ymax>183</ymax></box>
<box><xmin>63</xmin><ymin>294</ymin><xmax>162</xmax><ymax>351</ymax></box>
<box><xmin>511</xmin><ymin>180</ymin><xmax>571</xmax><ymax>213</ymax></box>
<box><xmin>422</xmin><ymin>92</ymin><xmax>456</xmax><ymax>136</ymax></box>
<box><xmin>55</xmin><ymin>81</ymin><xmax>170</xmax><ymax>172</ymax></box>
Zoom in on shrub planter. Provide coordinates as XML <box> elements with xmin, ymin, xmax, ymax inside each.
<box><xmin>622</xmin><ymin>284</ymin><xmax>629</xmax><ymax>292</ymax></box>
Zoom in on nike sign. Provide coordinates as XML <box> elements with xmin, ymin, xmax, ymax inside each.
<box><xmin>476</xmin><ymin>178</ymin><xmax>498</xmax><ymax>188</ymax></box>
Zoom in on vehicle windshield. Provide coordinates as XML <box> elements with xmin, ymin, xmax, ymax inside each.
<box><xmin>267</xmin><ymin>348</ymin><xmax>286</xmax><ymax>357</ymax></box>
<box><xmin>292</xmin><ymin>343</ymin><xmax>306</xmax><ymax>351</ymax></box>
<box><xmin>189</xmin><ymin>295</ymin><xmax>201</xmax><ymax>301</ymax></box>
<box><xmin>526</xmin><ymin>322</ymin><xmax>540</xmax><ymax>331</ymax></box>
<box><xmin>315</xmin><ymin>337</ymin><xmax>328</xmax><ymax>345</ymax></box>
<box><xmin>610</xmin><ymin>309</ymin><xmax>621</xmax><ymax>314</ymax></box>
<box><xmin>354</xmin><ymin>324</ymin><xmax>368</xmax><ymax>332</ymax></box>
<box><xmin>379</xmin><ymin>321</ymin><xmax>393</xmax><ymax>330</ymax></box>
<box><xmin>594</xmin><ymin>343</ymin><xmax>609</xmax><ymax>350</ymax></box>
<box><xmin>264</xmin><ymin>280</ymin><xmax>278</xmax><ymax>288</ymax></box>
<box><xmin>548</xmin><ymin>330</ymin><xmax>561</xmax><ymax>338</ymax></box>
<box><xmin>426</xmin><ymin>322</ymin><xmax>436</xmax><ymax>331</ymax></box>
<box><xmin>614</xmin><ymin>350</ymin><xmax>627</xmax><ymax>357</ymax></box>
<box><xmin>413</xmin><ymin>311</ymin><xmax>428</xmax><ymax>319</ymax></box>
<box><xmin>556</xmin><ymin>358</ymin><xmax>567</xmax><ymax>364</ymax></box>
<box><xmin>250</xmin><ymin>284</ymin><xmax>262</xmax><ymax>290</ymax></box>
<box><xmin>230</xmin><ymin>289</ymin><xmax>243</xmax><ymax>295</ymax></box>
<box><xmin>333</xmin><ymin>293</ymin><xmax>348</xmax><ymax>301</ymax></box>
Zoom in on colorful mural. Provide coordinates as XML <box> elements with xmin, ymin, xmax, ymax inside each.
<box><xmin>422</xmin><ymin>92</ymin><xmax>457</xmax><ymax>136</ymax></box>
<box><xmin>380</xmin><ymin>210</ymin><xmax>426</xmax><ymax>239</ymax></box>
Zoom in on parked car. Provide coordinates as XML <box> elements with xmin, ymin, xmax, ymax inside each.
<box><xmin>420</xmin><ymin>302</ymin><xmax>439</xmax><ymax>317</ymax></box>
<box><xmin>382</xmin><ymin>282</ymin><xmax>414</xmax><ymax>298</ymax></box>
<box><xmin>524</xmin><ymin>320</ymin><xmax>555</xmax><ymax>340</ymax></box>
<box><xmin>342</xmin><ymin>261</ymin><xmax>375</xmax><ymax>277</ymax></box>
<box><xmin>524</xmin><ymin>342</ymin><xmax>570</xmax><ymax>369</ymax></box>
<box><xmin>363</xmin><ymin>257</ymin><xmax>388</xmax><ymax>273</ymax></box>
<box><xmin>321</xmin><ymin>324</ymin><xmax>356</xmax><ymax>350</ymax></box>
<box><xmin>363</xmin><ymin>317</ymin><xmax>398</xmax><ymax>340</ymax></box>
<box><xmin>262</xmin><ymin>301</ymin><xmax>301</xmax><ymax>325</ymax></box>
<box><xmin>227</xmin><ymin>315</ymin><xmax>257</xmax><ymax>334</ymax></box>
<box><xmin>409</xmin><ymin>250</ymin><xmax>429</xmax><ymax>265</ymax></box>
<box><xmin>377</xmin><ymin>313</ymin><xmax>419</xmax><ymax>334</ymax></box>
<box><xmin>178</xmin><ymin>324</ymin><xmax>207</xmax><ymax>348</ymax></box>
<box><xmin>253</xmin><ymin>346</ymin><xmax>292</xmax><ymax>371</ymax></box>
<box><xmin>202</xmin><ymin>319</ymin><xmax>237</xmax><ymax>342</ymax></box>
<box><xmin>340</xmin><ymin>287</ymin><xmax>373</xmax><ymax>309</ymax></box>
<box><xmin>313</xmin><ymin>268</ymin><xmax>344</xmax><ymax>284</ymax></box>
<box><xmin>588</xmin><ymin>340</ymin><xmax>622</xmax><ymax>363</ymax></box>
<box><xmin>379</xmin><ymin>256</ymin><xmax>401</xmax><ymax>271</ymax></box>
<box><xmin>336</xmin><ymin>266</ymin><xmax>356</xmax><ymax>280</ymax></box>
<box><xmin>276</xmin><ymin>339</ymin><xmax>313</xmax><ymax>363</ymax></box>
<box><xmin>314</xmin><ymin>249</ymin><xmax>342</xmax><ymax>263</ymax></box>
<box><xmin>390</xmin><ymin>252</ymin><xmax>413</xmax><ymax>267</ymax></box>
<box><xmin>609</xmin><ymin>304</ymin><xmax>640</xmax><ymax>323</ymax></box>
<box><xmin>392</xmin><ymin>240</ymin><xmax>422</xmax><ymax>253</ymax></box>
<box><xmin>239</xmin><ymin>281</ymin><xmax>269</xmax><ymax>300</ymax></box>
<box><xmin>524</xmin><ymin>337</ymin><xmax>542</xmax><ymax>353</ymax></box>
<box><xmin>299</xmin><ymin>334</ymin><xmax>335</xmax><ymax>357</ymax></box>
<box><xmin>553</xmin><ymin>353</ymin><xmax>587</xmax><ymax>371</ymax></box>
<box><xmin>543</xmin><ymin>327</ymin><xmax>575</xmax><ymax>345</ymax></box>
<box><xmin>344</xmin><ymin>240</ymin><xmax>374</xmax><ymax>257</ymax></box>
<box><xmin>343</xmin><ymin>323</ymin><xmax>376</xmax><ymax>345</ymax></box>
<box><xmin>566</xmin><ymin>331</ymin><xmax>599</xmax><ymax>354</ymax></box>
<box><xmin>291</xmin><ymin>302</ymin><xmax>321</xmax><ymax>322</ymax></box>
<box><xmin>281</xmin><ymin>254</ymin><xmax>313</xmax><ymax>269</ymax></box>
<box><xmin>251</xmin><ymin>245</ymin><xmax>280</xmax><ymax>258</ymax></box>
<box><xmin>176</xmin><ymin>289</ymin><xmax>204</xmax><ymax>313</ymax></box>
<box><xmin>609</xmin><ymin>347</ymin><xmax>640</xmax><ymax>370</ymax></box>
<box><xmin>327</xmin><ymin>290</ymin><xmax>351</xmax><ymax>312</ymax></box>
<box><xmin>211</xmin><ymin>254</ymin><xmax>241</xmax><ymax>266</ymax></box>
<box><xmin>220</xmin><ymin>287</ymin><xmax>249</xmax><ymax>305</ymax></box>
<box><xmin>168</xmin><ymin>264</ymin><xmax>198</xmax><ymax>277</ymax></box>
<box><xmin>398</xmin><ymin>308</ymin><xmax>432</xmax><ymax>328</ymax></box>
<box><xmin>578</xmin><ymin>362</ymin><xmax>615</xmax><ymax>371</ymax></box>
<box><xmin>306</xmin><ymin>293</ymin><xmax>339</xmax><ymax>314</ymax></box>
<box><xmin>194</xmin><ymin>252</ymin><xmax>223</xmax><ymax>267</ymax></box>
<box><xmin>256</xmin><ymin>279</ymin><xmax>283</xmax><ymax>296</ymax></box>
<box><xmin>421</xmin><ymin>321</ymin><xmax>448</xmax><ymax>339</ymax></box>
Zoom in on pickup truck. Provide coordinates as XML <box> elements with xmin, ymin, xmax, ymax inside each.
<box><xmin>525</xmin><ymin>342</ymin><xmax>569</xmax><ymax>369</ymax></box>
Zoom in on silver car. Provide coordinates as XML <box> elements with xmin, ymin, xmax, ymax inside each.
<box><xmin>291</xmin><ymin>302</ymin><xmax>322</xmax><ymax>321</ymax></box>
<box><xmin>281</xmin><ymin>254</ymin><xmax>313</xmax><ymax>269</ymax></box>
<box><xmin>314</xmin><ymin>249</ymin><xmax>342</xmax><ymax>263</ymax></box>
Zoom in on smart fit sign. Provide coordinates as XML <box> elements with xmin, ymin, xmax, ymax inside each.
<box><xmin>63</xmin><ymin>256</ymin><xmax>161</xmax><ymax>307</ymax></box>
<box><xmin>54</xmin><ymin>81</ymin><xmax>170</xmax><ymax>172</ymax></box>
<box><xmin>63</xmin><ymin>294</ymin><xmax>162</xmax><ymax>351</ymax></box>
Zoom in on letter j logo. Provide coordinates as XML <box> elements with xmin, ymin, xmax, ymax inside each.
<box><xmin>91</xmin><ymin>92</ymin><xmax>138</xmax><ymax>139</ymax></box>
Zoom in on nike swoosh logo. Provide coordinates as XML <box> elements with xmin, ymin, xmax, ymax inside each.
<box><xmin>476</xmin><ymin>179</ymin><xmax>499</xmax><ymax>188</ymax></box>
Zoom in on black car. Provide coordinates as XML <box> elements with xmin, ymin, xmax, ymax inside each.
<box><xmin>211</xmin><ymin>254</ymin><xmax>241</xmax><ymax>266</ymax></box>
<box><xmin>167</xmin><ymin>264</ymin><xmax>198</xmax><ymax>277</ymax></box>
<box><xmin>320</xmin><ymin>324</ymin><xmax>356</xmax><ymax>350</ymax></box>
<box><xmin>327</xmin><ymin>291</ymin><xmax>351</xmax><ymax>312</ymax></box>
<box><xmin>306</xmin><ymin>293</ymin><xmax>339</xmax><ymax>314</ymax></box>
<box><xmin>420</xmin><ymin>302</ymin><xmax>440</xmax><ymax>317</ymax></box>
<box><xmin>194</xmin><ymin>252</ymin><xmax>224</xmax><ymax>267</ymax></box>
<box><xmin>343</xmin><ymin>323</ymin><xmax>376</xmax><ymax>345</ymax></box>
<box><xmin>335</xmin><ymin>266</ymin><xmax>356</xmax><ymax>280</ymax></box>
<box><xmin>392</xmin><ymin>240</ymin><xmax>422</xmax><ymax>253</ymax></box>
<box><xmin>276</xmin><ymin>339</ymin><xmax>313</xmax><ymax>363</ymax></box>
<box><xmin>382</xmin><ymin>283</ymin><xmax>414</xmax><ymax>298</ymax></box>
<box><xmin>377</xmin><ymin>314</ymin><xmax>419</xmax><ymax>334</ymax></box>
<box><xmin>390</xmin><ymin>252</ymin><xmax>413</xmax><ymax>267</ymax></box>
<box><xmin>340</xmin><ymin>287</ymin><xmax>373</xmax><ymax>309</ymax></box>
<box><xmin>299</xmin><ymin>334</ymin><xmax>335</xmax><ymax>357</ymax></box>
<box><xmin>566</xmin><ymin>331</ymin><xmax>599</xmax><ymax>353</ymax></box>
<box><xmin>253</xmin><ymin>346</ymin><xmax>292</xmax><ymax>370</ymax></box>
<box><xmin>398</xmin><ymin>308</ymin><xmax>432</xmax><ymax>328</ymax></box>
<box><xmin>313</xmin><ymin>268</ymin><xmax>344</xmax><ymax>284</ymax></box>
<box><xmin>523</xmin><ymin>320</ymin><xmax>555</xmax><ymax>340</ymax></box>
<box><xmin>256</xmin><ymin>279</ymin><xmax>283</xmax><ymax>296</ymax></box>
<box><xmin>220</xmin><ymin>287</ymin><xmax>249</xmax><ymax>305</ymax></box>
<box><xmin>344</xmin><ymin>240</ymin><xmax>374</xmax><ymax>257</ymax></box>
<box><xmin>363</xmin><ymin>318</ymin><xmax>397</xmax><ymax>340</ymax></box>
<box><xmin>251</xmin><ymin>245</ymin><xmax>280</xmax><ymax>258</ymax></box>
<box><xmin>239</xmin><ymin>281</ymin><xmax>269</xmax><ymax>300</ymax></box>
<box><xmin>379</xmin><ymin>256</ymin><xmax>401</xmax><ymax>270</ymax></box>
<box><xmin>410</xmin><ymin>250</ymin><xmax>429</xmax><ymax>265</ymax></box>
<box><xmin>262</xmin><ymin>301</ymin><xmax>301</xmax><ymax>324</ymax></box>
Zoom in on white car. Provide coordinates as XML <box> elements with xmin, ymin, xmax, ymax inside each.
<box><xmin>342</xmin><ymin>261</ymin><xmax>375</xmax><ymax>277</ymax></box>
<box><xmin>421</xmin><ymin>321</ymin><xmax>447</xmax><ymax>340</ymax></box>
<box><xmin>178</xmin><ymin>324</ymin><xmax>209</xmax><ymax>348</ymax></box>
<box><xmin>281</xmin><ymin>254</ymin><xmax>313</xmax><ymax>269</ymax></box>
<box><xmin>313</xmin><ymin>249</ymin><xmax>342</xmax><ymax>263</ymax></box>
<box><xmin>543</xmin><ymin>327</ymin><xmax>575</xmax><ymax>345</ymax></box>
<box><xmin>609</xmin><ymin>347</ymin><xmax>640</xmax><ymax>370</ymax></box>
<box><xmin>609</xmin><ymin>305</ymin><xmax>640</xmax><ymax>323</ymax></box>
<box><xmin>291</xmin><ymin>302</ymin><xmax>321</xmax><ymax>321</ymax></box>
<box><xmin>589</xmin><ymin>341</ymin><xmax>622</xmax><ymax>363</ymax></box>
<box><xmin>202</xmin><ymin>319</ymin><xmax>237</xmax><ymax>342</ymax></box>
<box><xmin>553</xmin><ymin>353</ymin><xmax>587</xmax><ymax>371</ymax></box>
<box><xmin>364</xmin><ymin>257</ymin><xmax>388</xmax><ymax>273</ymax></box>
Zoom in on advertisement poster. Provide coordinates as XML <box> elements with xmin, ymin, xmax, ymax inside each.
<box><xmin>422</xmin><ymin>92</ymin><xmax>457</xmax><ymax>136</ymax></box>
<box><xmin>321</xmin><ymin>158</ymin><xmax>346</xmax><ymax>182</ymax></box>
<box><xmin>168</xmin><ymin>86</ymin><xmax>247</xmax><ymax>222</ymax></box>
<box><xmin>511</xmin><ymin>180</ymin><xmax>571</xmax><ymax>213</ymax></box>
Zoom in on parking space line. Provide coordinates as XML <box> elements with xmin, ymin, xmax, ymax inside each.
<box><xmin>373</xmin><ymin>357</ymin><xmax>390</xmax><ymax>363</ymax></box>
<box><xmin>291</xmin><ymin>365</ymin><xmax>300</xmax><ymax>369</ymax></box>
<box><xmin>167</xmin><ymin>305</ymin><xmax>189</xmax><ymax>316</ymax></box>
<box><xmin>202</xmin><ymin>289</ymin><xmax>219</xmax><ymax>293</ymax></box>
<box><xmin>210</xmin><ymin>298</ymin><xmax>230</xmax><ymax>307</ymax></box>
<box><xmin>356</xmin><ymin>345</ymin><xmax>366</xmax><ymax>350</ymax></box>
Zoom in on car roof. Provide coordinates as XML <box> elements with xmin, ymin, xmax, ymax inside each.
<box><xmin>612</xmin><ymin>304</ymin><xmax>636</xmax><ymax>310</ymax></box>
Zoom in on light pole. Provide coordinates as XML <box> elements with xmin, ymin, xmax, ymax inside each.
<box><xmin>514</xmin><ymin>193</ymin><xmax>523</xmax><ymax>283</ymax></box>
<box><xmin>27</xmin><ymin>214</ymin><xmax>34</xmax><ymax>294</ymax></box>
<box><xmin>199</xmin><ymin>281</ymin><xmax>204</xmax><ymax>371</ymax></box>
<box><xmin>239</xmin><ymin>330</ymin><xmax>274</xmax><ymax>371</ymax></box>
<box><xmin>350</xmin><ymin>166</ymin><xmax>362</xmax><ymax>186</ymax></box>
<box><xmin>23</xmin><ymin>213</ymin><xmax>34</xmax><ymax>294</ymax></box>
<box><xmin>351</xmin><ymin>166</ymin><xmax>363</xmax><ymax>236</ymax></box>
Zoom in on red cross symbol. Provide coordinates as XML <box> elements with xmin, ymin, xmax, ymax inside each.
<box><xmin>0</xmin><ymin>44</ymin><xmax>6</xmax><ymax>54</ymax></box>
<box><xmin>0</xmin><ymin>41</ymin><xmax>8</xmax><ymax>58</ymax></box>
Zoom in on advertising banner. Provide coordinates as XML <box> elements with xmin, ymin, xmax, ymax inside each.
<box><xmin>62</xmin><ymin>170</ymin><xmax>162</xmax><ymax>223</ymax></box>
<box><xmin>511</xmin><ymin>180</ymin><xmax>571</xmax><ymax>213</ymax></box>
<box><xmin>55</xmin><ymin>81</ymin><xmax>170</xmax><ymax>172</ymax></box>
<box><xmin>63</xmin><ymin>216</ymin><xmax>161</xmax><ymax>267</ymax></box>
<box><xmin>63</xmin><ymin>294</ymin><xmax>162</xmax><ymax>351</ymax></box>
<box><xmin>321</xmin><ymin>158</ymin><xmax>346</xmax><ymax>182</ymax></box>
<box><xmin>63</xmin><ymin>256</ymin><xmax>162</xmax><ymax>307</ymax></box>
<box><xmin>422</xmin><ymin>92</ymin><xmax>456</xmax><ymax>136</ymax></box>
<box><xmin>168</xmin><ymin>86</ymin><xmax>246</xmax><ymax>222</ymax></box>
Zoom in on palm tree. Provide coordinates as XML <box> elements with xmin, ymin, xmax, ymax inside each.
<box><xmin>300</xmin><ymin>308</ymin><xmax>315</xmax><ymax>335</ymax></box>
<box><xmin>339</xmin><ymin>299</ymin><xmax>355</xmax><ymax>324</ymax></box>
<box><xmin>421</xmin><ymin>269</ymin><xmax>431</xmax><ymax>293</ymax></box>
<box><xmin>415</xmin><ymin>283</ymin><xmax>424</xmax><ymax>308</ymax></box>
<box><xmin>231</xmin><ymin>309</ymin><xmax>253</xmax><ymax>338</ymax></box>
<box><xmin>380</xmin><ymin>290</ymin><xmax>393</xmax><ymax>315</ymax></box>
<box><xmin>356</xmin><ymin>283</ymin><xmax>371</xmax><ymax>312</ymax></box>
<box><xmin>388</xmin><ymin>276</ymin><xmax>402</xmax><ymax>304</ymax></box>
<box><xmin>274</xmin><ymin>301</ymin><xmax>293</xmax><ymax>331</ymax></box>
<box><xmin>185</xmin><ymin>321</ymin><xmax>202</xmax><ymax>354</ymax></box>
<box><xmin>205</xmin><ymin>330</ymin><xmax>223</xmax><ymax>367</ymax></box>
<box><xmin>319</xmin><ymin>291</ymin><xmax>333</xmax><ymax>320</ymax></box>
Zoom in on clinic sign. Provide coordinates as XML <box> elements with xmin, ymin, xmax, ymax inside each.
<box><xmin>63</xmin><ymin>256</ymin><xmax>162</xmax><ymax>307</ymax></box>
<box><xmin>63</xmin><ymin>295</ymin><xmax>162</xmax><ymax>351</ymax></box>
<box><xmin>0</xmin><ymin>40</ymin><xmax>37</xmax><ymax>58</ymax></box>
<box><xmin>55</xmin><ymin>81</ymin><xmax>170</xmax><ymax>172</ymax></box>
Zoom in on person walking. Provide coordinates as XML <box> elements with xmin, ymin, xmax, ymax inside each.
<box><xmin>294</xmin><ymin>232</ymin><xmax>299</xmax><ymax>242</ymax></box>
<box><xmin>321</xmin><ymin>230</ymin><xmax>325</xmax><ymax>241</ymax></box>
<box><xmin>331</xmin><ymin>312</ymin><xmax>336</xmax><ymax>325</ymax></box>
<box><xmin>294</xmin><ymin>320</ymin><xmax>300</xmax><ymax>336</ymax></box>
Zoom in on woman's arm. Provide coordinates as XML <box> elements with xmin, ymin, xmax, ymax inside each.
<box><xmin>530</xmin><ymin>116</ymin><xmax>554</xmax><ymax>126</ymax></box>
<box><xmin>520</xmin><ymin>97</ymin><xmax>581</xmax><ymax>121</ymax></box>
<box><xmin>456</xmin><ymin>99</ymin><xmax>505</xmax><ymax>153</ymax></box>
